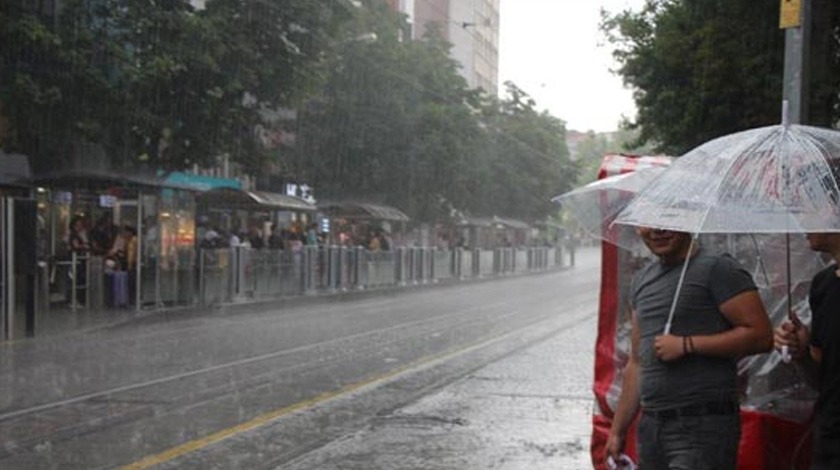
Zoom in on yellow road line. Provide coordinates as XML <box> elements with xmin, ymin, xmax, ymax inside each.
<box><xmin>120</xmin><ymin>368</ymin><xmax>401</xmax><ymax>469</ymax></box>
<box><xmin>119</xmin><ymin>333</ymin><xmax>504</xmax><ymax>470</ymax></box>
<box><xmin>118</xmin><ymin>309</ymin><xmax>582</xmax><ymax>470</ymax></box>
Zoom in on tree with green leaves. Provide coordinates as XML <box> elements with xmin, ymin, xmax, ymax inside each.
<box><xmin>296</xmin><ymin>3</ymin><xmax>485</xmax><ymax>223</ymax></box>
<box><xmin>297</xmin><ymin>0</ymin><xmax>579</xmax><ymax>224</ymax></box>
<box><xmin>602</xmin><ymin>0</ymin><xmax>840</xmax><ymax>155</ymax></box>
<box><xmin>0</xmin><ymin>0</ymin><xmax>350</xmax><ymax>172</ymax></box>
<box><xmin>475</xmin><ymin>82</ymin><xmax>578</xmax><ymax>222</ymax></box>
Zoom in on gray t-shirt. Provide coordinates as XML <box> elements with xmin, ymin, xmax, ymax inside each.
<box><xmin>630</xmin><ymin>251</ymin><xmax>756</xmax><ymax>411</ymax></box>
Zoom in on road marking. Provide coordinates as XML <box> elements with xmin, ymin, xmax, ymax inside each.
<box><xmin>118</xmin><ymin>311</ymin><xmax>594</xmax><ymax>470</ymax></box>
<box><xmin>119</xmin><ymin>378</ymin><xmax>376</xmax><ymax>469</ymax></box>
<box><xmin>0</xmin><ymin>300</ymin><xmax>514</xmax><ymax>423</ymax></box>
<box><xmin>119</xmin><ymin>340</ymin><xmax>488</xmax><ymax>468</ymax></box>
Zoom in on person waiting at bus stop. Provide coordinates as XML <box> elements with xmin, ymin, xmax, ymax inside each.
<box><xmin>67</xmin><ymin>216</ymin><xmax>91</xmax><ymax>307</ymax></box>
<box><xmin>107</xmin><ymin>225</ymin><xmax>138</xmax><ymax>272</ymax></box>
<box><xmin>605</xmin><ymin>227</ymin><xmax>773</xmax><ymax>469</ymax></box>
<box><xmin>774</xmin><ymin>232</ymin><xmax>840</xmax><ymax>470</ymax></box>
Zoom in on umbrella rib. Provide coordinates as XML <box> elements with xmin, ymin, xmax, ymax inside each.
<box><xmin>692</xmin><ymin>129</ymin><xmax>775</xmax><ymax>233</ymax></box>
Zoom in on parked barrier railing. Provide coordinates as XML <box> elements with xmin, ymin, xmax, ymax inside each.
<box><xmin>57</xmin><ymin>245</ymin><xmax>567</xmax><ymax>311</ymax></box>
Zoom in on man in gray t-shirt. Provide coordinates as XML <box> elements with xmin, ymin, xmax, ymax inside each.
<box><xmin>605</xmin><ymin>228</ymin><xmax>773</xmax><ymax>470</ymax></box>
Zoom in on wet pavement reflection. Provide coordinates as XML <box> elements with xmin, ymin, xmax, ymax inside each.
<box><xmin>282</xmin><ymin>310</ymin><xmax>596</xmax><ymax>469</ymax></box>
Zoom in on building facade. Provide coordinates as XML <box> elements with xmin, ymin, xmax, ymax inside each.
<box><xmin>391</xmin><ymin>0</ymin><xmax>499</xmax><ymax>95</ymax></box>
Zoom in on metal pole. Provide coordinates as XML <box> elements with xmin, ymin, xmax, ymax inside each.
<box><xmin>782</xmin><ymin>0</ymin><xmax>811</xmax><ymax>125</ymax></box>
<box><xmin>136</xmin><ymin>193</ymin><xmax>142</xmax><ymax>311</ymax></box>
<box><xmin>781</xmin><ymin>0</ymin><xmax>811</xmax><ymax>326</ymax></box>
<box><xmin>71</xmin><ymin>251</ymin><xmax>77</xmax><ymax>312</ymax></box>
<box><xmin>199</xmin><ymin>249</ymin><xmax>205</xmax><ymax>307</ymax></box>
<box><xmin>1</xmin><ymin>199</ymin><xmax>9</xmax><ymax>339</ymax></box>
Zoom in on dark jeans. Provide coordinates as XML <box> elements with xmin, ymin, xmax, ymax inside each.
<box><xmin>811</xmin><ymin>458</ymin><xmax>840</xmax><ymax>470</ymax></box>
<box><xmin>638</xmin><ymin>411</ymin><xmax>740</xmax><ymax>470</ymax></box>
<box><xmin>812</xmin><ymin>433</ymin><xmax>840</xmax><ymax>470</ymax></box>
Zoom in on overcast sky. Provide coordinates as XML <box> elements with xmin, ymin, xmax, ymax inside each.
<box><xmin>498</xmin><ymin>0</ymin><xmax>645</xmax><ymax>133</ymax></box>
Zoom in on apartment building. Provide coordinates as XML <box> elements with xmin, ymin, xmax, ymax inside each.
<box><xmin>391</xmin><ymin>0</ymin><xmax>500</xmax><ymax>95</ymax></box>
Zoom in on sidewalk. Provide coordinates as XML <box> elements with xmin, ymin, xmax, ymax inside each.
<box><xmin>31</xmin><ymin>304</ymin><xmax>149</xmax><ymax>339</ymax></box>
<box><xmin>283</xmin><ymin>308</ymin><xmax>598</xmax><ymax>470</ymax></box>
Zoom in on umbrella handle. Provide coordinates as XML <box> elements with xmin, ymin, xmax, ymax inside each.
<box><xmin>780</xmin><ymin>345</ymin><xmax>792</xmax><ymax>363</ymax></box>
<box><xmin>607</xmin><ymin>454</ymin><xmax>636</xmax><ymax>470</ymax></box>
<box><xmin>779</xmin><ymin>310</ymin><xmax>803</xmax><ymax>363</ymax></box>
<box><xmin>607</xmin><ymin>454</ymin><xmax>637</xmax><ymax>470</ymax></box>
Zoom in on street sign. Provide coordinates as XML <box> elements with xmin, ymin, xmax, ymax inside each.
<box><xmin>780</xmin><ymin>0</ymin><xmax>802</xmax><ymax>29</ymax></box>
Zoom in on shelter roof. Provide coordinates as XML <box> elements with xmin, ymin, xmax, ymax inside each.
<box><xmin>533</xmin><ymin>220</ymin><xmax>565</xmax><ymax>230</ymax></box>
<box><xmin>318</xmin><ymin>201</ymin><xmax>409</xmax><ymax>222</ymax></box>
<box><xmin>199</xmin><ymin>187</ymin><xmax>316</xmax><ymax>211</ymax></box>
<box><xmin>456</xmin><ymin>215</ymin><xmax>494</xmax><ymax>227</ymax></box>
<box><xmin>163</xmin><ymin>171</ymin><xmax>242</xmax><ymax>191</ymax></box>
<box><xmin>0</xmin><ymin>152</ymin><xmax>32</xmax><ymax>187</ymax></box>
<box><xmin>32</xmin><ymin>168</ymin><xmax>193</xmax><ymax>191</ymax></box>
<box><xmin>492</xmin><ymin>216</ymin><xmax>531</xmax><ymax>230</ymax></box>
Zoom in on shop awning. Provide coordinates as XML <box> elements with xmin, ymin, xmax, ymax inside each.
<box><xmin>318</xmin><ymin>201</ymin><xmax>409</xmax><ymax>222</ymax></box>
<box><xmin>198</xmin><ymin>187</ymin><xmax>316</xmax><ymax>211</ymax></box>
<box><xmin>0</xmin><ymin>152</ymin><xmax>32</xmax><ymax>187</ymax></box>
<box><xmin>163</xmin><ymin>172</ymin><xmax>242</xmax><ymax>192</ymax></box>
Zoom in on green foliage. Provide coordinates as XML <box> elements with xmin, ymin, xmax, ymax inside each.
<box><xmin>1</xmin><ymin>0</ymin><xmax>581</xmax><ymax>225</ymax></box>
<box><xmin>297</xmin><ymin>2</ymin><xmax>484</xmax><ymax>222</ymax></box>
<box><xmin>601</xmin><ymin>0</ymin><xmax>818</xmax><ymax>154</ymax></box>
<box><xmin>0</xmin><ymin>0</ymin><xmax>349</xmax><ymax>171</ymax></box>
<box><xmin>298</xmin><ymin>5</ymin><xmax>577</xmax><ymax>224</ymax></box>
<box><xmin>476</xmin><ymin>82</ymin><xmax>578</xmax><ymax>221</ymax></box>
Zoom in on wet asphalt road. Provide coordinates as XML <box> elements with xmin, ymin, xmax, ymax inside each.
<box><xmin>0</xmin><ymin>247</ymin><xmax>601</xmax><ymax>469</ymax></box>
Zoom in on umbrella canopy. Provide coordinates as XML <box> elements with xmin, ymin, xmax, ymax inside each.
<box><xmin>613</xmin><ymin>124</ymin><xmax>840</xmax><ymax>234</ymax></box>
<box><xmin>553</xmin><ymin>164</ymin><xmax>669</xmax><ymax>251</ymax></box>
<box><xmin>553</xmin><ymin>162</ymin><xmax>824</xmax><ymax>289</ymax></box>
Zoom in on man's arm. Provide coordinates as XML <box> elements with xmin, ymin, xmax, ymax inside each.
<box><xmin>655</xmin><ymin>290</ymin><xmax>773</xmax><ymax>361</ymax></box>
<box><xmin>689</xmin><ymin>290</ymin><xmax>773</xmax><ymax>357</ymax></box>
<box><xmin>605</xmin><ymin>311</ymin><xmax>641</xmax><ymax>463</ymax></box>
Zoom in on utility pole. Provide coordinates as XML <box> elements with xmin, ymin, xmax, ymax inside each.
<box><xmin>780</xmin><ymin>0</ymin><xmax>812</xmax><ymax>125</ymax></box>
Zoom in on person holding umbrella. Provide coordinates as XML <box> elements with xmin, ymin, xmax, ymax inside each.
<box><xmin>774</xmin><ymin>232</ymin><xmax>840</xmax><ymax>470</ymax></box>
<box><xmin>605</xmin><ymin>227</ymin><xmax>773</xmax><ymax>469</ymax></box>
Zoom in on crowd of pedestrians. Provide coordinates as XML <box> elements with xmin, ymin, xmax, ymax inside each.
<box><xmin>197</xmin><ymin>221</ymin><xmax>323</xmax><ymax>251</ymax></box>
<box><xmin>197</xmin><ymin>219</ymin><xmax>396</xmax><ymax>253</ymax></box>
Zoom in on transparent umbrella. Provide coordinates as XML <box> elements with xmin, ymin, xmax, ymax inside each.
<box><xmin>552</xmin><ymin>164</ymin><xmax>669</xmax><ymax>254</ymax></box>
<box><xmin>552</xmin><ymin>156</ymin><xmax>825</xmax><ymax>418</ymax></box>
<box><xmin>552</xmin><ymin>163</ymin><xmax>823</xmax><ymax>290</ymax></box>
<box><xmin>610</xmin><ymin>117</ymin><xmax>840</xmax><ymax>344</ymax></box>
<box><xmin>614</xmin><ymin>124</ymin><xmax>840</xmax><ymax>234</ymax></box>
